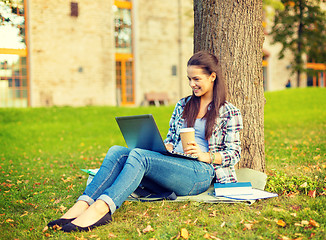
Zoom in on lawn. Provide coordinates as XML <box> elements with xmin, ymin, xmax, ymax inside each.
<box><xmin>0</xmin><ymin>88</ymin><xmax>325</xmax><ymax>239</ymax></box>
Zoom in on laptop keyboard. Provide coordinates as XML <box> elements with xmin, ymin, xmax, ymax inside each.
<box><xmin>170</xmin><ymin>150</ymin><xmax>198</xmax><ymax>160</ymax></box>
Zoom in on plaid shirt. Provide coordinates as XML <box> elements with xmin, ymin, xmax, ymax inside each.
<box><xmin>164</xmin><ymin>97</ymin><xmax>243</xmax><ymax>183</ymax></box>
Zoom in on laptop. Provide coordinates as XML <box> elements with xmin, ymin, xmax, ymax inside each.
<box><xmin>115</xmin><ymin>114</ymin><xmax>198</xmax><ymax>160</ymax></box>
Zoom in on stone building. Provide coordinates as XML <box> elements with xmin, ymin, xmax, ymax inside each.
<box><xmin>0</xmin><ymin>0</ymin><xmax>324</xmax><ymax>107</ymax></box>
<box><xmin>0</xmin><ymin>0</ymin><xmax>194</xmax><ymax>107</ymax></box>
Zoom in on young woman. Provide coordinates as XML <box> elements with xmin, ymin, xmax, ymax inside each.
<box><xmin>47</xmin><ymin>51</ymin><xmax>243</xmax><ymax>232</ymax></box>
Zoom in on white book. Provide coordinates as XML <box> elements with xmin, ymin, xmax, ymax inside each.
<box><xmin>214</xmin><ymin>182</ymin><xmax>253</xmax><ymax>197</ymax></box>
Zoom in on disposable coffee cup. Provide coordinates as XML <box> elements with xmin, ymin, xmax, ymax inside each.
<box><xmin>180</xmin><ymin>128</ymin><xmax>195</xmax><ymax>152</ymax></box>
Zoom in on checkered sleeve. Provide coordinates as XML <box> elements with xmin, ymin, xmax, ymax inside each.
<box><xmin>218</xmin><ymin>107</ymin><xmax>243</xmax><ymax>167</ymax></box>
<box><xmin>163</xmin><ymin>98</ymin><xmax>185</xmax><ymax>146</ymax></box>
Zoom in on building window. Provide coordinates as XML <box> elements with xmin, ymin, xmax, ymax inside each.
<box><xmin>0</xmin><ymin>0</ymin><xmax>28</xmax><ymax>107</ymax></box>
<box><xmin>114</xmin><ymin>1</ymin><xmax>134</xmax><ymax>105</ymax></box>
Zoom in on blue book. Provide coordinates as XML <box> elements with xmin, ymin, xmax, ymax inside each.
<box><xmin>81</xmin><ymin>169</ymin><xmax>99</xmax><ymax>176</ymax></box>
<box><xmin>214</xmin><ymin>182</ymin><xmax>253</xmax><ymax>197</ymax></box>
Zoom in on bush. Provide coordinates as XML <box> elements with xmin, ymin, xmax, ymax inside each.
<box><xmin>266</xmin><ymin>170</ymin><xmax>326</xmax><ymax>196</ymax></box>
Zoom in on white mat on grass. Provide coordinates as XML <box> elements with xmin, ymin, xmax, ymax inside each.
<box><xmin>85</xmin><ymin>168</ymin><xmax>270</xmax><ymax>205</ymax></box>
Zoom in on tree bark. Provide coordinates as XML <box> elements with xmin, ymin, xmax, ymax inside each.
<box><xmin>193</xmin><ymin>0</ymin><xmax>265</xmax><ymax>172</ymax></box>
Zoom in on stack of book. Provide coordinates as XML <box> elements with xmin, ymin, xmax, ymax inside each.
<box><xmin>214</xmin><ymin>182</ymin><xmax>278</xmax><ymax>200</ymax></box>
<box><xmin>214</xmin><ymin>182</ymin><xmax>253</xmax><ymax>197</ymax></box>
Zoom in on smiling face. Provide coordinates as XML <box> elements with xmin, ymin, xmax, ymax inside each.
<box><xmin>187</xmin><ymin>65</ymin><xmax>216</xmax><ymax>100</ymax></box>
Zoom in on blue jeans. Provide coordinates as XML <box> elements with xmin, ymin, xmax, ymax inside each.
<box><xmin>78</xmin><ymin>145</ymin><xmax>215</xmax><ymax>214</ymax></box>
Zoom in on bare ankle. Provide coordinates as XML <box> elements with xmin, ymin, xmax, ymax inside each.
<box><xmin>93</xmin><ymin>200</ymin><xmax>110</xmax><ymax>214</ymax></box>
<box><xmin>62</xmin><ymin>201</ymin><xmax>89</xmax><ymax>218</ymax></box>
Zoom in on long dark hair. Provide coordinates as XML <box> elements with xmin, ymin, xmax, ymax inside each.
<box><xmin>182</xmin><ymin>51</ymin><xmax>226</xmax><ymax>140</ymax></box>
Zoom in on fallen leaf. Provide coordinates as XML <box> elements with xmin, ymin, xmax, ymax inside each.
<box><xmin>287</xmin><ymin>192</ymin><xmax>299</xmax><ymax>198</ymax></box>
<box><xmin>108</xmin><ymin>232</ymin><xmax>117</xmax><ymax>238</ymax></box>
<box><xmin>220</xmin><ymin>221</ymin><xmax>226</xmax><ymax>228</ymax></box>
<box><xmin>137</xmin><ymin>228</ymin><xmax>142</xmax><ymax>236</ymax></box>
<box><xmin>20</xmin><ymin>211</ymin><xmax>28</xmax><ymax>217</ymax></box>
<box><xmin>52</xmin><ymin>224</ymin><xmax>62</xmax><ymax>230</ymax></box>
<box><xmin>308</xmin><ymin>190</ymin><xmax>316</xmax><ymax>198</ymax></box>
<box><xmin>277</xmin><ymin>220</ymin><xmax>286</xmax><ymax>227</ymax></box>
<box><xmin>209</xmin><ymin>236</ymin><xmax>222</xmax><ymax>240</ymax></box>
<box><xmin>203</xmin><ymin>233</ymin><xmax>210</xmax><ymax>239</ymax></box>
<box><xmin>300</xmin><ymin>182</ymin><xmax>307</xmax><ymax>188</ymax></box>
<box><xmin>243</xmin><ymin>223</ymin><xmax>253</xmax><ymax>230</ymax></box>
<box><xmin>273</xmin><ymin>207</ymin><xmax>285</xmax><ymax>212</ymax></box>
<box><xmin>59</xmin><ymin>205</ymin><xmax>67</xmax><ymax>212</ymax></box>
<box><xmin>6</xmin><ymin>218</ymin><xmax>14</xmax><ymax>223</ymax></box>
<box><xmin>209</xmin><ymin>210</ymin><xmax>217</xmax><ymax>217</ymax></box>
<box><xmin>75</xmin><ymin>235</ymin><xmax>87</xmax><ymax>240</ymax></box>
<box><xmin>309</xmin><ymin>219</ymin><xmax>319</xmax><ymax>228</ymax></box>
<box><xmin>142</xmin><ymin>225</ymin><xmax>154</xmax><ymax>233</ymax></box>
<box><xmin>301</xmin><ymin>220</ymin><xmax>309</xmax><ymax>225</ymax></box>
<box><xmin>42</xmin><ymin>226</ymin><xmax>48</xmax><ymax>232</ymax></box>
<box><xmin>180</xmin><ymin>228</ymin><xmax>189</xmax><ymax>239</ymax></box>
<box><xmin>279</xmin><ymin>235</ymin><xmax>291</xmax><ymax>240</ymax></box>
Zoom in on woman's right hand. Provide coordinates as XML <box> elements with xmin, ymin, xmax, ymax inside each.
<box><xmin>165</xmin><ymin>143</ymin><xmax>174</xmax><ymax>152</ymax></box>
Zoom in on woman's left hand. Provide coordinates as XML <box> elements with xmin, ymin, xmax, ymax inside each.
<box><xmin>184</xmin><ymin>141</ymin><xmax>209</xmax><ymax>163</ymax></box>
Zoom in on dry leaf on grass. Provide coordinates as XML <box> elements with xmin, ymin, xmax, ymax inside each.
<box><xmin>308</xmin><ymin>190</ymin><xmax>316</xmax><ymax>198</ymax></box>
<box><xmin>203</xmin><ymin>233</ymin><xmax>211</xmax><ymax>239</ymax></box>
<box><xmin>52</xmin><ymin>224</ymin><xmax>62</xmax><ymax>231</ymax></box>
<box><xmin>279</xmin><ymin>235</ymin><xmax>291</xmax><ymax>240</ymax></box>
<box><xmin>243</xmin><ymin>223</ymin><xmax>253</xmax><ymax>230</ymax></box>
<box><xmin>273</xmin><ymin>207</ymin><xmax>285</xmax><ymax>212</ymax></box>
<box><xmin>59</xmin><ymin>205</ymin><xmax>67</xmax><ymax>212</ymax></box>
<box><xmin>20</xmin><ymin>211</ymin><xmax>28</xmax><ymax>217</ymax></box>
<box><xmin>180</xmin><ymin>228</ymin><xmax>189</xmax><ymax>239</ymax></box>
<box><xmin>44</xmin><ymin>233</ymin><xmax>52</xmax><ymax>237</ymax></box>
<box><xmin>142</xmin><ymin>225</ymin><xmax>154</xmax><ymax>233</ymax></box>
<box><xmin>209</xmin><ymin>210</ymin><xmax>217</xmax><ymax>217</ymax></box>
<box><xmin>309</xmin><ymin>219</ymin><xmax>319</xmax><ymax>227</ymax></box>
<box><xmin>277</xmin><ymin>220</ymin><xmax>286</xmax><ymax>227</ymax></box>
<box><xmin>42</xmin><ymin>226</ymin><xmax>48</xmax><ymax>232</ymax></box>
<box><xmin>301</xmin><ymin>220</ymin><xmax>309</xmax><ymax>225</ymax></box>
<box><xmin>108</xmin><ymin>232</ymin><xmax>117</xmax><ymax>238</ymax></box>
<box><xmin>74</xmin><ymin>235</ymin><xmax>87</xmax><ymax>240</ymax></box>
<box><xmin>203</xmin><ymin>233</ymin><xmax>221</xmax><ymax>240</ymax></box>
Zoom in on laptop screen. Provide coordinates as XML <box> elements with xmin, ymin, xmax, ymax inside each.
<box><xmin>115</xmin><ymin>114</ymin><xmax>168</xmax><ymax>153</ymax></box>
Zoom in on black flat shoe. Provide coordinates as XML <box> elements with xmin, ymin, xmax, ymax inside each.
<box><xmin>61</xmin><ymin>212</ymin><xmax>112</xmax><ymax>232</ymax></box>
<box><xmin>48</xmin><ymin>218</ymin><xmax>76</xmax><ymax>227</ymax></box>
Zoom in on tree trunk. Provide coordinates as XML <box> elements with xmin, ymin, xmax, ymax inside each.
<box><xmin>193</xmin><ymin>0</ymin><xmax>265</xmax><ymax>172</ymax></box>
<box><xmin>296</xmin><ymin>0</ymin><xmax>304</xmax><ymax>87</ymax></box>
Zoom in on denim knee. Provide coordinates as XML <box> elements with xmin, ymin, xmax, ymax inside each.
<box><xmin>107</xmin><ymin>145</ymin><xmax>128</xmax><ymax>155</ymax></box>
<box><xmin>101</xmin><ymin>145</ymin><xmax>129</xmax><ymax>166</ymax></box>
<box><xmin>127</xmin><ymin>148</ymin><xmax>147</xmax><ymax>168</ymax></box>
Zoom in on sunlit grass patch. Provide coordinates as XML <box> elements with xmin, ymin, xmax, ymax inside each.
<box><xmin>0</xmin><ymin>88</ymin><xmax>325</xmax><ymax>239</ymax></box>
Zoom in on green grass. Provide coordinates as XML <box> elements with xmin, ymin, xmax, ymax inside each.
<box><xmin>0</xmin><ymin>88</ymin><xmax>325</xmax><ymax>239</ymax></box>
